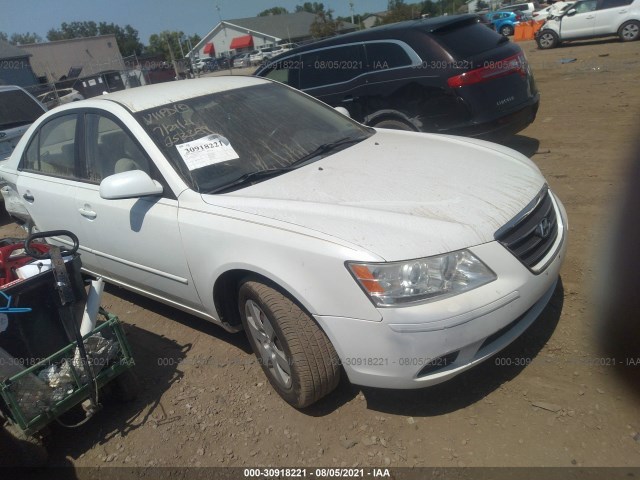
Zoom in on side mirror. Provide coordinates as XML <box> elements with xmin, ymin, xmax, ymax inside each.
<box><xmin>99</xmin><ymin>170</ymin><xmax>163</xmax><ymax>200</ymax></box>
<box><xmin>566</xmin><ymin>8</ymin><xmax>577</xmax><ymax>16</ymax></box>
<box><xmin>334</xmin><ymin>106</ymin><xmax>351</xmax><ymax>118</ymax></box>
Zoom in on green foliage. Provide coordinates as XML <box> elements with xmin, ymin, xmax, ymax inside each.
<box><xmin>0</xmin><ymin>31</ymin><xmax>43</xmax><ymax>45</ymax></box>
<box><xmin>147</xmin><ymin>31</ymin><xmax>200</xmax><ymax>61</ymax></box>
<box><xmin>258</xmin><ymin>6</ymin><xmax>289</xmax><ymax>16</ymax></box>
<box><xmin>309</xmin><ymin>9</ymin><xmax>343</xmax><ymax>38</ymax></box>
<box><xmin>46</xmin><ymin>21</ymin><xmax>143</xmax><ymax>56</ymax></box>
<box><xmin>295</xmin><ymin>2</ymin><xmax>326</xmax><ymax>14</ymax></box>
<box><xmin>381</xmin><ymin>0</ymin><xmax>420</xmax><ymax>24</ymax></box>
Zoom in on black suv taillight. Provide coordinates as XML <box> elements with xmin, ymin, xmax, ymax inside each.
<box><xmin>447</xmin><ymin>52</ymin><xmax>528</xmax><ymax>88</ymax></box>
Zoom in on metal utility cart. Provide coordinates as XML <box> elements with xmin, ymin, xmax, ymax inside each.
<box><xmin>0</xmin><ymin>230</ymin><xmax>137</xmax><ymax>465</ymax></box>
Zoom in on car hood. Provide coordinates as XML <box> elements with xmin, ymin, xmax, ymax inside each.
<box><xmin>201</xmin><ymin>131</ymin><xmax>545</xmax><ymax>261</ymax></box>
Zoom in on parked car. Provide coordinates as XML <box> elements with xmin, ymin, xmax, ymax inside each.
<box><xmin>250</xmin><ymin>47</ymin><xmax>278</xmax><ymax>66</ymax></box>
<box><xmin>255</xmin><ymin>14</ymin><xmax>540</xmax><ymax>138</ymax></box>
<box><xmin>0</xmin><ymin>77</ymin><xmax>567</xmax><ymax>408</ymax></box>
<box><xmin>536</xmin><ymin>0</ymin><xmax>640</xmax><ymax>48</ymax></box>
<box><xmin>0</xmin><ymin>85</ymin><xmax>47</xmax><ymax>161</ymax></box>
<box><xmin>483</xmin><ymin>11</ymin><xmax>522</xmax><ymax>35</ymax></box>
<box><xmin>233</xmin><ymin>53</ymin><xmax>251</xmax><ymax>68</ymax></box>
<box><xmin>498</xmin><ymin>1</ymin><xmax>542</xmax><ymax>18</ymax></box>
<box><xmin>36</xmin><ymin>88</ymin><xmax>84</xmax><ymax>109</ymax></box>
<box><xmin>532</xmin><ymin>1</ymin><xmax>575</xmax><ymax>21</ymax></box>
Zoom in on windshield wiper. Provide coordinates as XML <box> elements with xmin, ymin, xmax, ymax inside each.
<box><xmin>208</xmin><ymin>168</ymin><xmax>292</xmax><ymax>194</ymax></box>
<box><xmin>208</xmin><ymin>135</ymin><xmax>367</xmax><ymax>194</ymax></box>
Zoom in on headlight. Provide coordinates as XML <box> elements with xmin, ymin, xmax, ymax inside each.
<box><xmin>347</xmin><ymin>250</ymin><xmax>496</xmax><ymax>307</ymax></box>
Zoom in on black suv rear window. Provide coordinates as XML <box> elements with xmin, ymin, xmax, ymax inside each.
<box><xmin>432</xmin><ymin>22</ymin><xmax>505</xmax><ymax>59</ymax></box>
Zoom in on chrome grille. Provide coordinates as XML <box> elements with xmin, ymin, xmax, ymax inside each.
<box><xmin>495</xmin><ymin>186</ymin><xmax>558</xmax><ymax>270</ymax></box>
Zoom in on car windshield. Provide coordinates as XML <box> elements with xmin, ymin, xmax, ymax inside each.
<box><xmin>0</xmin><ymin>89</ymin><xmax>45</xmax><ymax>130</ymax></box>
<box><xmin>136</xmin><ymin>82</ymin><xmax>373</xmax><ymax>193</ymax></box>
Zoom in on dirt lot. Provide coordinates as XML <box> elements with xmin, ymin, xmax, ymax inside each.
<box><xmin>1</xmin><ymin>38</ymin><xmax>639</xmax><ymax>473</ymax></box>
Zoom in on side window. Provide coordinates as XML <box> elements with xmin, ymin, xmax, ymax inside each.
<box><xmin>263</xmin><ymin>55</ymin><xmax>301</xmax><ymax>88</ymax></box>
<box><xmin>575</xmin><ymin>0</ymin><xmax>597</xmax><ymax>13</ymax></box>
<box><xmin>299</xmin><ymin>45</ymin><xmax>366</xmax><ymax>89</ymax></box>
<box><xmin>21</xmin><ymin>114</ymin><xmax>78</xmax><ymax>178</ymax></box>
<box><xmin>84</xmin><ymin>113</ymin><xmax>151</xmax><ymax>183</ymax></box>
<box><xmin>364</xmin><ymin>42</ymin><xmax>413</xmax><ymax>71</ymax></box>
<box><xmin>599</xmin><ymin>0</ymin><xmax>633</xmax><ymax>8</ymax></box>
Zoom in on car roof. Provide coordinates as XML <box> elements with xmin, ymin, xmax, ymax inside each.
<box><xmin>89</xmin><ymin>76</ymin><xmax>269</xmax><ymax>112</ymax></box>
<box><xmin>273</xmin><ymin>14</ymin><xmax>481</xmax><ymax>55</ymax></box>
<box><xmin>0</xmin><ymin>85</ymin><xmax>26</xmax><ymax>93</ymax></box>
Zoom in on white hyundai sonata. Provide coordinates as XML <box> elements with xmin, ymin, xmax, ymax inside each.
<box><xmin>0</xmin><ymin>77</ymin><xmax>567</xmax><ymax>408</ymax></box>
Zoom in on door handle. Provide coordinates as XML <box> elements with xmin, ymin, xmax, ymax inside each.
<box><xmin>586</xmin><ymin>15</ymin><xmax>595</xmax><ymax>18</ymax></box>
<box><xmin>342</xmin><ymin>95</ymin><xmax>355</xmax><ymax>103</ymax></box>
<box><xmin>22</xmin><ymin>193</ymin><xmax>34</xmax><ymax>202</ymax></box>
<box><xmin>619</xmin><ymin>9</ymin><xmax>628</xmax><ymax>13</ymax></box>
<box><xmin>78</xmin><ymin>207</ymin><xmax>97</xmax><ymax>220</ymax></box>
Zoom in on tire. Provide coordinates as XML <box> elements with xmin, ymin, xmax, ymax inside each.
<box><xmin>500</xmin><ymin>25</ymin><xmax>514</xmax><ymax>36</ymax></box>
<box><xmin>112</xmin><ymin>369</ymin><xmax>140</xmax><ymax>402</ymax></box>
<box><xmin>619</xmin><ymin>21</ymin><xmax>640</xmax><ymax>42</ymax></box>
<box><xmin>238</xmin><ymin>280</ymin><xmax>340</xmax><ymax>408</ymax></box>
<box><xmin>372</xmin><ymin>118</ymin><xmax>416</xmax><ymax>131</ymax></box>
<box><xmin>536</xmin><ymin>30</ymin><xmax>559</xmax><ymax>49</ymax></box>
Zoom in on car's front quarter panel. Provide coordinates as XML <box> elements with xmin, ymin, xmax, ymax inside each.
<box><xmin>316</xmin><ymin>192</ymin><xmax>568</xmax><ymax>389</ymax></box>
<box><xmin>176</xmin><ymin>190</ymin><xmax>384</xmax><ymax>323</ymax></box>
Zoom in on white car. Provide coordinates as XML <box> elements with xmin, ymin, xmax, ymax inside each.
<box><xmin>36</xmin><ymin>88</ymin><xmax>84</xmax><ymax>109</ymax></box>
<box><xmin>536</xmin><ymin>0</ymin><xmax>640</xmax><ymax>48</ymax></box>
<box><xmin>0</xmin><ymin>77</ymin><xmax>567</xmax><ymax>408</ymax></box>
<box><xmin>532</xmin><ymin>1</ymin><xmax>575</xmax><ymax>21</ymax></box>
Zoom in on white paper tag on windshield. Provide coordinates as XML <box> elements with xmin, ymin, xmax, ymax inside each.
<box><xmin>175</xmin><ymin>135</ymin><xmax>239</xmax><ymax>171</ymax></box>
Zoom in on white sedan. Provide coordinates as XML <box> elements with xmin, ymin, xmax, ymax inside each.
<box><xmin>0</xmin><ymin>77</ymin><xmax>567</xmax><ymax>408</ymax></box>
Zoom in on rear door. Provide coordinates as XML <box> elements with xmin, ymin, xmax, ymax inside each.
<box><xmin>298</xmin><ymin>44</ymin><xmax>369</xmax><ymax>121</ymax></box>
<box><xmin>593</xmin><ymin>0</ymin><xmax>635</xmax><ymax>35</ymax></box>
<box><xmin>15</xmin><ymin>113</ymin><xmax>100</xmax><ymax>267</ymax></box>
<box><xmin>560</xmin><ymin>0</ymin><xmax>598</xmax><ymax>38</ymax></box>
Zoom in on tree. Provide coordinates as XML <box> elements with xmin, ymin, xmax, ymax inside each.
<box><xmin>296</xmin><ymin>2</ymin><xmax>326</xmax><ymax>14</ymax></box>
<box><xmin>46</xmin><ymin>21</ymin><xmax>143</xmax><ymax>57</ymax></box>
<box><xmin>10</xmin><ymin>32</ymin><xmax>43</xmax><ymax>45</ymax></box>
<box><xmin>421</xmin><ymin>0</ymin><xmax>440</xmax><ymax>16</ymax></box>
<box><xmin>258</xmin><ymin>6</ymin><xmax>289</xmax><ymax>16</ymax></box>
<box><xmin>0</xmin><ymin>32</ymin><xmax>8</xmax><ymax>42</ymax></box>
<box><xmin>382</xmin><ymin>0</ymin><xmax>419</xmax><ymax>24</ymax></box>
<box><xmin>310</xmin><ymin>9</ymin><xmax>343</xmax><ymax>38</ymax></box>
<box><xmin>476</xmin><ymin>0</ymin><xmax>490</xmax><ymax>10</ymax></box>
<box><xmin>147</xmin><ymin>31</ymin><xmax>200</xmax><ymax>60</ymax></box>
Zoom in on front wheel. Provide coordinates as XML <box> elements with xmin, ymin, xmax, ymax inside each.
<box><xmin>238</xmin><ymin>280</ymin><xmax>340</xmax><ymax>408</ymax></box>
<box><xmin>500</xmin><ymin>25</ymin><xmax>514</xmax><ymax>36</ymax></box>
<box><xmin>619</xmin><ymin>21</ymin><xmax>640</xmax><ymax>42</ymax></box>
<box><xmin>536</xmin><ymin>30</ymin><xmax>559</xmax><ymax>49</ymax></box>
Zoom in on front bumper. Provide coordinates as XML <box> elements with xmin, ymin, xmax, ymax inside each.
<box><xmin>316</xmin><ymin>192</ymin><xmax>567</xmax><ymax>389</ymax></box>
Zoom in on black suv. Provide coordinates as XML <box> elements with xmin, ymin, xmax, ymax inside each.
<box><xmin>254</xmin><ymin>15</ymin><xmax>539</xmax><ymax>137</ymax></box>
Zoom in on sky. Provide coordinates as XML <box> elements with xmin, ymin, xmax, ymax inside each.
<box><xmin>0</xmin><ymin>0</ymin><xmax>391</xmax><ymax>44</ymax></box>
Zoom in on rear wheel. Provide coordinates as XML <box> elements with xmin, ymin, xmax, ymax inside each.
<box><xmin>238</xmin><ymin>280</ymin><xmax>340</xmax><ymax>408</ymax></box>
<box><xmin>500</xmin><ymin>25</ymin><xmax>514</xmax><ymax>36</ymax></box>
<box><xmin>372</xmin><ymin>118</ymin><xmax>416</xmax><ymax>131</ymax></box>
<box><xmin>536</xmin><ymin>30</ymin><xmax>559</xmax><ymax>49</ymax></box>
<box><xmin>619</xmin><ymin>21</ymin><xmax>640</xmax><ymax>42</ymax></box>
